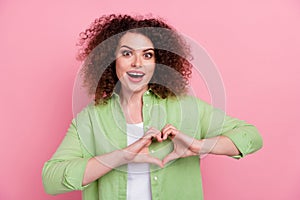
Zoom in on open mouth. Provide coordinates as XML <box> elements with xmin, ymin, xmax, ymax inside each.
<box><xmin>127</xmin><ymin>72</ymin><xmax>145</xmax><ymax>78</ymax></box>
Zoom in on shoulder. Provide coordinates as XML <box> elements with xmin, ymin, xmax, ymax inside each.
<box><xmin>160</xmin><ymin>94</ymin><xmax>210</xmax><ymax>107</ymax></box>
<box><xmin>75</xmin><ymin>99</ymin><xmax>113</xmax><ymax>116</ymax></box>
<box><xmin>74</xmin><ymin>102</ymin><xmax>95</xmax><ymax>118</ymax></box>
<box><xmin>152</xmin><ymin>95</ymin><xmax>212</xmax><ymax>117</ymax></box>
<box><xmin>73</xmin><ymin>101</ymin><xmax>103</xmax><ymax>122</ymax></box>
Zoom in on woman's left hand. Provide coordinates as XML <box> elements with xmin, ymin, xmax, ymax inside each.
<box><xmin>161</xmin><ymin>124</ymin><xmax>202</xmax><ymax>165</ymax></box>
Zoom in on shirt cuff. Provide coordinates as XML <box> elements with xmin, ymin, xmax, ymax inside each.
<box><xmin>222</xmin><ymin>125</ymin><xmax>263</xmax><ymax>159</ymax></box>
<box><xmin>62</xmin><ymin>158</ymin><xmax>90</xmax><ymax>190</ymax></box>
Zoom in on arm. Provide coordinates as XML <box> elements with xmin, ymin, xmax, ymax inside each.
<box><xmin>162</xmin><ymin>123</ymin><xmax>262</xmax><ymax>164</ymax></box>
<box><xmin>81</xmin><ymin>150</ymin><xmax>125</xmax><ymax>186</ymax></box>
<box><xmin>200</xmin><ymin>135</ymin><xmax>240</xmax><ymax>156</ymax></box>
<box><xmin>161</xmin><ymin>99</ymin><xmax>263</xmax><ymax>164</ymax></box>
<box><xmin>42</xmin><ymin>120</ymin><xmax>91</xmax><ymax>195</ymax></box>
<box><xmin>200</xmin><ymin>100</ymin><xmax>263</xmax><ymax>158</ymax></box>
<box><xmin>82</xmin><ymin>127</ymin><xmax>163</xmax><ymax>186</ymax></box>
<box><xmin>42</xmin><ymin>120</ymin><xmax>163</xmax><ymax>194</ymax></box>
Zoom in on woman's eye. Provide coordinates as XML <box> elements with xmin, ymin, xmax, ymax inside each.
<box><xmin>144</xmin><ymin>52</ymin><xmax>153</xmax><ymax>59</ymax></box>
<box><xmin>122</xmin><ymin>50</ymin><xmax>132</xmax><ymax>57</ymax></box>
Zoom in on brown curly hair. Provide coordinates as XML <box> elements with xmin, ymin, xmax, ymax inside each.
<box><xmin>77</xmin><ymin>14</ymin><xmax>193</xmax><ymax>105</ymax></box>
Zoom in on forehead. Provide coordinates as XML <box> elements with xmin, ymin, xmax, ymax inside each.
<box><xmin>118</xmin><ymin>32</ymin><xmax>154</xmax><ymax>50</ymax></box>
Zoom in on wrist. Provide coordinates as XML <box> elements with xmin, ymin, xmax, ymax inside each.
<box><xmin>199</xmin><ymin>137</ymin><xmax>218</xmax><ymax>155</ymax></box>
<box><xmin>199</xmin><ymin>139</ymin><xmax>208</xmax><ymax>155</ymax></box>
<box><xmin>189</xmin><ymin>138</ymin><xmax>202</xmax><ymax>155</ymax></box>
<box><xmin>94</xmin><ymin>149</ymin><xmax>128</xmax><ymax>169</ymax></box>
<box><xmin>113</xmin><ymin>149</ymin><xmax>130</xmax><ymax>166</ymax></box>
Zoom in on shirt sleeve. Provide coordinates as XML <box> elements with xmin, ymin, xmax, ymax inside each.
<box><xmin>199</xmin><ymin>99</ymin><xmax>263</xmax><ymax>158</ymax></box>
<box><xmin>42</xmin><ymin>119</ymin><xmax>91</xmax><ymax>195</ymax></box>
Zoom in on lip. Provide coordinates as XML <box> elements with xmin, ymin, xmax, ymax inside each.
<box><xmin>126</xmin><ymin>70</ymin><xmax>145</xmax><ymax>83</ymax></box>
<box><xmin>127</xmin><ymin>70</ymin><xmax>145</xmax><ymax>75</ymax></box>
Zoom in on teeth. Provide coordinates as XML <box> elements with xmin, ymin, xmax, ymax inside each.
<box><xmin>127</xmin><ymin>72</ymin><xmax>144</xmax><ymax>78</ymax></box>
<box><xmin>128</xmin><ymin>72</ymin><xmax>144</xmax><ymax>76</ymax></box>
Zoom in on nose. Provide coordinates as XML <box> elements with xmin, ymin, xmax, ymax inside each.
<box><xmin>131</xmin><ymin>53</ymin><xmax>142</xmax><ymax>68</ymax></box>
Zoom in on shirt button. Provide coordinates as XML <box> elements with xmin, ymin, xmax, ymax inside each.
<box><xmin>154</xmin><ymin>176</ymin><xmax>158</xmax><ymax>181</ymax></box>
<box><xmin>151</xmin><ymin>150</ymin><xmax>155</xmax><ymax>153</ymax></box>
<box><xmin>146</xmin><ymin>91</ymin><xmax>150</xmax><ymax>95</ymax></box>
<box><xmin>145</xmin><ymin>104</ymin><xmax>149</xmax><ymax>107</ymax></box>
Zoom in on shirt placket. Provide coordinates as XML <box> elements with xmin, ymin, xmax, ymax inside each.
<box><xmin>142</xmin><ymin>91</ymin><xmax>163</xmax><ymax>200</ymax></box>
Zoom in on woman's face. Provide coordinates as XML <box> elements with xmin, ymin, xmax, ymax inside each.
<box><xmin>115</xmin><ymin>32</ymin><xmax>155</xmax><ymax>94</ymax></box>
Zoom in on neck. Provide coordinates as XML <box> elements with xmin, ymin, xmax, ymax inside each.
<box><xmin>119</xmin><ymin>86</ymin><xmax>148</xmax><ymax>106</ymax></box>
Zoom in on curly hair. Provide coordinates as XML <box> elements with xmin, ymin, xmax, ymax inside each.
<box><xmin>77</xmin><ymin>14</ymin><xmax>193</xmax><ymax>105</ymax></box>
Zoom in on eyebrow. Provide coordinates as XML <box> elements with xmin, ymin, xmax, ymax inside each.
<box><xmin>119</xmin><ymin>45</ymin><xmax>155</xmax><ymax>52</ymax></box>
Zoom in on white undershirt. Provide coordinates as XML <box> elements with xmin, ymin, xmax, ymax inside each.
<box><xmin>126</xmin><ymin>122</ymin><xmax>152</xmax><ymax>200</ymax></box>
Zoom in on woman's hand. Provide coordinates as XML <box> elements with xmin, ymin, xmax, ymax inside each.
<box><xmin>121</xmin><ymin>127</ymin><xmax>164</xmax><ymax>168</ymax></box>
<box><xmin>83</xmin><ymin>127</ymin><xmax>163</xmax><ymax>186</ymax></box>
<box><xmin>161</xmin><ymin>124</ymin><xmax>202</xmax><ymax>165</ymax></box>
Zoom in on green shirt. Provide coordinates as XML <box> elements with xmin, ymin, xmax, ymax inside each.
<box><xmin>42</xmin><ymin>90</ymin><xmax>263</xmax><ymax>200</ymax></box>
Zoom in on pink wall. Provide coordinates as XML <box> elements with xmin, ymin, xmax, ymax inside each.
<box><xmin>1</xmin><ymin>0</ymin><xmax>299</xmax><ymax>199</ymax></box>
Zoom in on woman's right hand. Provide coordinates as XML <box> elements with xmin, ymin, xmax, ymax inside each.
<box><xmin>120</xmin><ymin>127</ymin><xmax>164</xmax><ymax>168</ymax></box>
<box><xmin>83</xmin><ymin>127</ymin><xmax>163</xmax><ymax>186</ymax></box>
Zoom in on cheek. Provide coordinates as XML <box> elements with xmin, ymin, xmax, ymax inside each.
<box><xmin>115</xmin><ymin>59</ymin><xmax>128</xmax><ymax>78</ymax></box>
<box><xmin>148</xmin><ymin>64</ymin><xmax>156</xmax><ymax>75</ymax></box>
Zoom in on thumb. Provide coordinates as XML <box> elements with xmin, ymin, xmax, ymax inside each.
<box><xmin>162</xmin><ymin>151</ymin><xmax>178</xmax><ymax>165</ymax></box>
<box><xmin>146</xmin><ymin>155</ymin><xmax>164</xmax><ymax>168</ymax></box>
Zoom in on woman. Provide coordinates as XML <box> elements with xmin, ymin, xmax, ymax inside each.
<box><xmin>42</xmin><ymin>14</ymin><xmax>263</xmax><ymax>200</ymax></box>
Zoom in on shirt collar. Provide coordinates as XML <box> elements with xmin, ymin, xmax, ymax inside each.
<box><xmin>110</xmin><ymin>88</ymin><xmax>161</xmax><ymax>99</ymax></box>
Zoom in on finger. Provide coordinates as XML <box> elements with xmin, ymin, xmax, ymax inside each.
<box><xmin>162</xmin><ymin>124</ymin><xmax>177</xmax><ymax>133</ymax></box>
<box><xmin>162</xmin><ymin>151</ymin><xmax>179</xmax><ymax>165</ymax></box>
<box><xmin>145</xmin><ymin>127</ymin><xmax>157</xmax><ymax>136</ymax></box>
<box><xmin>145</xmin><ymin>127</ymin><xmax>161</xmax><ymax>137</ymax></box>
<box><xmin>160</xmin><ymin>124</ymin><xmax>176</xmax><ymax>141</ymax></box>
<box><xmin>155</xmin><ymin>134</ymin><xmax>163</xmax><ymax>142</ymax></box>
<box><xmin>145</xmin><ymin>155</ymin><xmax>164</xmax><ymax>168</ymax></box>
<box><xmin>149</xmin><ymin>129</ymin><xmax>163</xmax><ymax>142</ymax></box>
<box><xmin>145</xmin><ymin>127</ymin><xmax>163</xmax><ymax>142</ymax></box>
<box><xmin>128</xmin><ymin>135</ymin><xmax>153</xmax><ymax>153</ymax></box>
<box><xmin>144</xmin><ymin>130</ymin><xmax>158</xmax><ymax>139</ymax></box>
<box><xmin>162</xmin><ymin>129</ymin><xmax>172</xmax><ymax>140</ymax></box>
<box><xmin>161</xmin><ymin>124</ymin><xmax>173</xmax><ymax>133</ymax></box>
<box><xmin>162</xmin><ymin>128</ymin><xmax>178</xmax><ymax>140</ymax></box>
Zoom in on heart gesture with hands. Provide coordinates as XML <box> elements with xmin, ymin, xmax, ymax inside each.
<box><xmin>122</xmin><ymin>127</ymin><xmax>164</xmax><ymax>168</ymax></box>
<box><xmin>81</xmin><ymin>124</ymin><xmax>204</xmax><ymax>186</ymax></box>
<box><xmin>123</xmin><ymin>124</ymin><xmax>201</xmax><ymax>168</ymax></box>
<box><xmin>161</xmin><ymin>124</ymin><xmax>202</xmax><ymax>165</ymax></box>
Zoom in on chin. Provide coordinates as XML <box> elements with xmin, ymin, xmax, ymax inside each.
<box><xmin>125</xmin><ymin>83</ymin><xmax>149</xmax><ymax>93</ymax></box>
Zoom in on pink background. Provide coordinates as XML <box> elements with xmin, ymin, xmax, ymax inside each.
<box><xmin>1</xmin><ymin>0</ymin><xmax>300</xmax><ymax>199</ymax></box>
